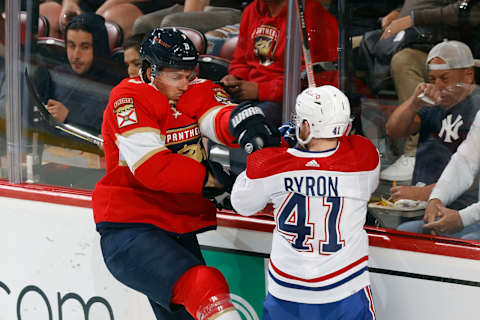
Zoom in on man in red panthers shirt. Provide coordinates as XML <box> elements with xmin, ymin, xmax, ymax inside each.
<box><xmin>93</xmin><ymin>28</ymin><xmax>279</xmax><ymax>320</ymax></box>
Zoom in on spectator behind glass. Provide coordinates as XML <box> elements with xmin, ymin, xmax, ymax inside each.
<box><xmin>329</xmin><ymin>0</ymin><xmax>403</xmax><ymax>37</ymax></box>
<box><xmin>122</xmin><ymin>33</ymin><xmax>144</xmax><ymax>78</ymax></box>
<box><xmin>132</xmin><ymin>0</ymin><xmax>242</xmax><ymax>35</ymax></box>
<box><xmin>220</xmin><ymin>0</ymin><xmax>338</xmax><ymax>127</ymax></box>
<box><xmin>34</xmin><ymin>12</ymin><xmax>123</xmax><ymax>137</ymax></box>
<box><xmin>368</xmin><ymin>0</ymin><xmax>480</xmax><ymax>182</ymax></box>
<box><xmin>385</xmin><ymin>40</ymin><xmax>480</xmax><ymax>238</ymax></box>
<box><xmin>423</xmin><ymin>111</ymin><xmax>480</xmax><ymax>240</ymax></box>
<box><xmin>39</xmin><ymin>0</ymin><xmax>182</xmax><ymax>39</ymax></box>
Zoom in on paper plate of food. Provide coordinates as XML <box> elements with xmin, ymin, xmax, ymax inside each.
<box><xmin>368</xmin><ymin>197</ymin><xmax>427</xmax><ymax>217</ymax></box>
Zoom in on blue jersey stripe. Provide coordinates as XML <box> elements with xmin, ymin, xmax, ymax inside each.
<box><xmin>269</xmin><ymin>266</ymin><xmax>368</xmax><ymax>291</ymax></box>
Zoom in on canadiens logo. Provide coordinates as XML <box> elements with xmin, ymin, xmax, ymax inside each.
<box><xmin>213</xmin><ymin>88</ymin><xmax>232</xmax><ymax>104</ymax></box>
<box><xmin>305</xmin><ymin>89</ymin><xmax>321</xmax><ymax>101</ymax></box>
<box><xmin>252</xmin><ymin>25</ymin><xmax>279</xmax><ymax>66</ymax></box>
<box><xmin>113</xmin><ymin>97</ymin><xmax>138</xmax><ymax>128</ymax></box>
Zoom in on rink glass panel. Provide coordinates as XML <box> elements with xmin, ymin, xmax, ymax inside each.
<box><xmin>3</xmin><ymin>1</ymin><xmax>479</xmax><ymax>241</ymax></box>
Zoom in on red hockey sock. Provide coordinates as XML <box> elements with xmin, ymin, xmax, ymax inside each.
<box><xmin>171</xmin><ymin>266</ymin><xmax>235</xmax><ymax>320</ymax></box>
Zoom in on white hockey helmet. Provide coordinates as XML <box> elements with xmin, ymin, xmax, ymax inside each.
<box><xmin>295</xmin><ymin>85</ymin><xmax>350</xmax><ymax>145</ymax></box>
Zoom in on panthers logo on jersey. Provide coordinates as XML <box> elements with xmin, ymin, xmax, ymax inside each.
<box><xmin>165</xmin><ymin>124</ymin><xmax>206</xmax><ymax>163</ymax></box>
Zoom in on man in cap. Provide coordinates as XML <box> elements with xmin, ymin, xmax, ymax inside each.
<box><xmin>386</xmin><ymin>40</ymin><xmax>480</xmax><ymax>237</ymax></box>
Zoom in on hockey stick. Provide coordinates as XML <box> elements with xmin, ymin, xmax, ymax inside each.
<box><xmin>24</xmin><ymin>68</ymin><xmax>104</xmax><ymax>147</ymax></box>
<box><xmin>294</xmin><ymin>0</ymin><xmax>316</xmax><ymax>88</ymax></box>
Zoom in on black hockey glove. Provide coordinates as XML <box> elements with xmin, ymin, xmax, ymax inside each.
<box><xmin>202</xmin><ymin>161</ymin><xmax>237</xmax><ymax>211</ymax></box>
<box><xmin>229</xmin><ymin>102</ymin><xmax>281</xmax><ymax>154</ymax></box>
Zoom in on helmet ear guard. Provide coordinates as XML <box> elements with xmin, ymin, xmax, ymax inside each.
<box><xmin>140</xmin><ymin>60</ymin><xmax>152</xmax><ymax>83</ymax></box>
<box><xmin>294</xmin><ymin>85</ymin><xmax>351</xmax><ymax>144</ymax></box>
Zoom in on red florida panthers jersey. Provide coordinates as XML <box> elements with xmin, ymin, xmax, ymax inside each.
<box><xmin>93</xmin><ymin>77</ymin><xmax>236</xmax><ymax>234</ymax></box>
<box><xmin>231</xmin><ymin>135</ymin><xmax>380</xmax><ymax>303</ymax></box>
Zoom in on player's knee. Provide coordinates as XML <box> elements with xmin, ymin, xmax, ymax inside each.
<box><xmin>172</xmin><ymin>266</ymin><xmax>236</xmax><ymax>320</ymax></box>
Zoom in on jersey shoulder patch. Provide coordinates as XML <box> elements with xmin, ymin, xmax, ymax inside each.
<box><xmin>113</xmin><ymin>97</ymin><xmax>137</xmax><ymax>128</ymax></box>
<box><xmin>189</xmin><ymin>79</ymin><xmax>233</xmax><ymax>105</ymax></box>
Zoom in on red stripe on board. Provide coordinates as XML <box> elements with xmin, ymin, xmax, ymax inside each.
<box><xmin>217</xmin><ymin>211</ymin><xmax>275</xmax><ymax>233</ymax></box>
<box><xmin>269</xmin><ymin>255</ymin><xmax>368</xmax><ymax>283</ymax></box>
<box><xmin>0</xmin><ymin>179</ymin><xmax>92</xmax><ymax>207</ymax></box>
<box><xmin>0</xmin><ymin>180</ymin><xmax>479</xmax><ymax>260</ymax></box>
<box><xmin>365</xmin><ymin>226</ymin><xmax>480</xmax><ymax>261</ymax></box>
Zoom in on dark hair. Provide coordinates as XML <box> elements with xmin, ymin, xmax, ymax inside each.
<box><xmin>65</xmin><ymin>13</ymin><xmax>110</xmax><ymax>59</ymax></box>
<box><xmin>123</xmin><ymin>33</ymin><xmax>145</xmax><ymax>52</ymax></box>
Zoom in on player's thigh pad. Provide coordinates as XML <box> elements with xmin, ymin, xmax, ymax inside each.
<box><xmin>263</xmin><ymin>286</ymin><xmax>376</xmax><ymax>320</ymax></box>
<box><xmin>100</xmin><ymin>224</ymin><xmax>204</xmax><ymax>312</ymax></box>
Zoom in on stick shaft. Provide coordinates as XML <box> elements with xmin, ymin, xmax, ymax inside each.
<box><xmin>294</xmin><ymin>0</ymin><xmax>315</xmax><ymax>88</ymax></box>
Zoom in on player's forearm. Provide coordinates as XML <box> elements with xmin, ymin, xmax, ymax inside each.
<box><xmin>135</xmin><ymin>151</ymin><xmax>207</xmax><ymax>194</ymax></box>
<box><xmin>212</xmin><ymin>106</ymin><xmax>237</xmax><ymax>147</ymax></box>
<box><xmin>231</xmin><ymin>172</ymin><xmax>269</xmax><ymax>216</ymax></box>
<box><xmin>197</xmin><ymin>104</ymin><xmax>237</xmax><ymax>147</ymax></box>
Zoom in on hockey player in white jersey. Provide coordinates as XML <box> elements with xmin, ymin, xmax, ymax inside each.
<box><xmin>231</xmin><ymin>85</ymin><xmax>380</xmax><ymax>319</ymax></box>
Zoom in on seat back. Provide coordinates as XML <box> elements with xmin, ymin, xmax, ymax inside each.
<box><xmin>219</xmin><ymin>36</ymin><xmax>238</xmax><ymax>61</ymax></box>
<box><xmin>198</xmin><ymin>55</ymin><xmax>230</xmax><ymax>81</ymax></box>
<box><xmin>37</xmin><ymin>15</ymin><xmax>50</xmax><ymax>38</ymax></box>
<box><xmin>0</xmin><ymin>12</ymin><xmax>50</xmax><ymax>46</ymax></box>
<box><xmin>176</xmin><ymin>27</ymin><xmax>207</xmax><ymax>55</ymax></box>
<box><xmin>36</xmin><ymin>37</ymin><xmax>67</xmax><ymax>66</ymax></box>
<box><xmin>105</xmin><ymin>20</ymin><xmax>124</xmax><ymax>54</ymax></box>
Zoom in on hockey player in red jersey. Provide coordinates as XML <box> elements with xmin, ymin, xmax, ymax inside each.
<box><xmin>231</xmin><ymin>85</ymin><xmax>380</xmax><ymax>319</ymax></box>
<box><xmin>92</xmin><ymin>27</ymin><xmax>280</xmax><ymax>320</ymax></box>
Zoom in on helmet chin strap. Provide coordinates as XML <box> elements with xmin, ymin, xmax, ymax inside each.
<box><xmin>139</xmin><ymin>70</ymin><xmax>147</xmax><ymax>83</ymax></box>
<box><xmin>149</xmin><ymin>75</ymin><xmax>160</xmax><ymax>91</ymax></box>
<box><xmin>140</xmin><ymin>66</ymin><xmax>161</xmax><ymax>91</ymax></box>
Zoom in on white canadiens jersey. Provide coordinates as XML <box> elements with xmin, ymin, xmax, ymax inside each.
<box><xmin>231</xmin><ymin>135</ymin><xmax>380</xmax><ymax>304</ymax></box>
